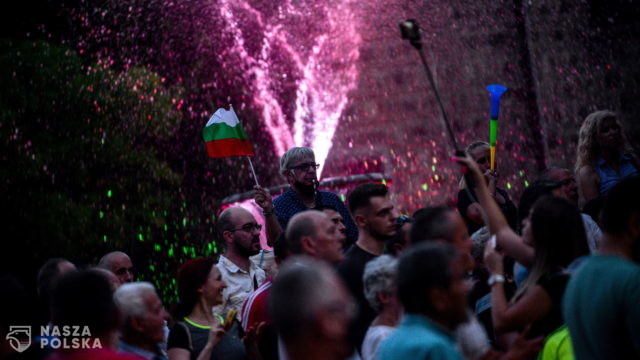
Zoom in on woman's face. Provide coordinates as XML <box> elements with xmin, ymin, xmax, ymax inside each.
<box><xmin>597</xmin><ymin>116</ymin><xmax>622</xmax><ymax>149</ymax></box>
<box><xmin>469</xmin><ymin>146</ymin><xmax>491</xmax><ymax>174</ymax></box>
<box><xmin>200</xmin><ymin>265</ymin><xmax>227</xmax><ymax>306</ymax></box>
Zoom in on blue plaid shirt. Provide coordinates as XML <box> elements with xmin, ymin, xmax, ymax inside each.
<box><xmin>273</xmin><ymin>188</ymin><xmax>358</xmax><ymax>245</ymax></box>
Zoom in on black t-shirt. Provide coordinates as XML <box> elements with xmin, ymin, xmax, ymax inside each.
<box><xmin>167</xmin><ymin>320</ymin><xmax>247</xmax><ymax>360</ymax></box>
<box><xmin>530</xmin><ymin>269</ymin><xmax>570</xmax><ymax>338</ymax></box>
<box><xmin>457</xmin><ymin>187</ymin><xmax>518</xmax><ymax>235</ymax></box>
<box><xmin>336</xmin><ymin>244</ymin><xmax>379</xmax><ymax>352</ymax></box>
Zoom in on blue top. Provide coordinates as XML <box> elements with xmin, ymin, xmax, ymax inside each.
<box><xmin>563</xmin><ymin>255</ymin><xmax>640</xmax><ymax>360</ymax></box>
<box><xmin>377</xmin><ymin>314</ymin><xmax>464</xmax><ymax>360</ymax></box>
<box><xmin>273</xmin><ymin>188</ymin><xmax>358</xmax><ymax>245</ymax></box>
<box><xmin>595</xmin><ymin>153</ymin><xmax>639</xmax><ymax>195</ymax></box>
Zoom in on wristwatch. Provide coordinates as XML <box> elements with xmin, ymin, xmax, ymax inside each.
<box><xmin>488</xmin><ymin>274</ymin><xmax>505</xmax><ymax>286</ymax></box>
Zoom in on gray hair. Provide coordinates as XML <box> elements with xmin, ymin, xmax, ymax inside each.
<box><xmin>113</xmin><ymin>282</ymin><xmax>156</xmax><ymax>323</ymax></box>
<box><xmin>363</xmin><ymin>255</ymin><xmax>398</xmax><ymax>312</ymax></box>
<box><xmin>279</xmin><ymin>147</ymin><xmax>315</xmax><ymax>176</ymax></box>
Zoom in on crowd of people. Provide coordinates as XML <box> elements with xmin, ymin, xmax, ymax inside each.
<box><xmin>2</xmin><ymin>110</ymin><xmax>639</xmax><ymax>360</ymax></box>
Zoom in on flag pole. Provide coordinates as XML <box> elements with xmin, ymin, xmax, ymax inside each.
<box><xmin>247</xmin><ymin>156</ymin><xmax>260</xmax><ymax>187</ymax></box>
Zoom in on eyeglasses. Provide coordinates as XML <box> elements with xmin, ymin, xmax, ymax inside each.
<box><xmin>396</xmin><ymin>214</ymin><xmax>414</xmax><ymax>226</ymax></box>
<box><xmin>288</xmin><ymin>162</ymin><xmax>320</xmax><ymax>172</ymax></box>
<box><xmin>227</xmin><ymin>223</ymin><xmax>262</xmax><ymax>233</ymax></box>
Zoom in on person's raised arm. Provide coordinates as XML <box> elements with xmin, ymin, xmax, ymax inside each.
<box><xmin>254</xmin><ymin>185</ymin><xmax>282</xmax><ymax>247</ymax></box>
<box><xmin>454</xmin><ymin>155</ymin><xmax>534</xmax><ymax>267</ymax></box>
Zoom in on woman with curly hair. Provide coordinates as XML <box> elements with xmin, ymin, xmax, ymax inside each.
<box><xmin>575</xmin><ymin>110</ymin><xmax>639</xmax><ymax>205</ymax></box>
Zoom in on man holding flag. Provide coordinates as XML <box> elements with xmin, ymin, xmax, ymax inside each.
<box><xmin>270</xmin><ymin>147</ymin><xmax>358</xmax><ymax>247</ymax></box>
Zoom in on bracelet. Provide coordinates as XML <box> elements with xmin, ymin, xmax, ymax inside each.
<box><xmin>488</xmin><ymin>274</ymin><xmax>505</xmax><ymax>286</ymax></box>
<box><xmin>262</xmin><ymin>209</ymin><xmax>273</xmax><ymax>216</ymax></box>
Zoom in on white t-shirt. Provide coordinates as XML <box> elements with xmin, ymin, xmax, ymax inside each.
<box><xmin>361</xmin><ymin>325</ymin><xmax>395</xmax><ymax>360</ymax></box>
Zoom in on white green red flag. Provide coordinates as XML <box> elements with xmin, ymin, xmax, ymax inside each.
<box><xmin>203</xmin><ymin>106</ymin><xmax>254</xmax><ymax>158</ymax></box>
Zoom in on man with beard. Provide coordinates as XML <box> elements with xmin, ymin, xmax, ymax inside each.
<box><xmin>269</xmin><ymin>147</ymin><xmax>358</xmax><ymax>246</ymax></box>
<box><xmin>214</xmin><ymin>206</ymin><xmax>267</xmax><ymax>322</ymax></box>
<box><xmin>337</xmin><ymin>182</ymin><xmax>397</xmax><ymax>353</ymax></box>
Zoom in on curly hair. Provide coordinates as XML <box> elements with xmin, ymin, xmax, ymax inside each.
<box><xmin>575</xmin><ymin>110</ymin><xmax>630</xmax><ymax>173</ymax></box>
<box><xmin>363</xmin><ymin>255</ymin><xmax>398</xmax><ymax>312</ymax></box>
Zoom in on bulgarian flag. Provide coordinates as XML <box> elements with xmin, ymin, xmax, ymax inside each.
<box><xmin>203</xmin><ymin>106</ymin><xmax>254</xmax><ymax>158</ymax></box>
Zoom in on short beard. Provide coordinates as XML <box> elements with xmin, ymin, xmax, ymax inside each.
<box><xmin>368</xmin><ymin>224</ymin><xmax>395</xmax><ymax>242</ymax></box>
<box><xmin>294</xmin><ymin>180</ymin><xmax>316</xmax><ymax>197</ymax></box>
<box><xmin>234</xmin><ymin>239</ymin><xmax>260</xmax><ymax>257</ymax></box>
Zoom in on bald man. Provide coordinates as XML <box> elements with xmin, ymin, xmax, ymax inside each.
<box><xmin>214</xmin><ymin>207</ymin><xmax>267</xmax><ymax>321</ymax></box>
<box><xmin>98</xmin><ymin>251</ymin><xmax>134</xmax><ymax>284</ymax></box>
<box><xmin>285</xmin><ymin>210</ymin><xmax>345</xmax><ymax>264</ymax></box>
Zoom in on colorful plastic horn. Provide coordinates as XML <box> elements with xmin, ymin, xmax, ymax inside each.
<box><xmin>486</xmin><ymin>84</ymin><xmax>507</xmax><ymax>170</ymax></box>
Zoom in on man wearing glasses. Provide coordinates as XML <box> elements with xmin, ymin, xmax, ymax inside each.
<box><xmin>214</xmin><ymin>206</ymin><xmax>267</xmax><ymax>321</ymax></box>
<box><xmin>266</xmin><ymin>147</ymin><xmax>358</xmax><ymax>246</ymax></box>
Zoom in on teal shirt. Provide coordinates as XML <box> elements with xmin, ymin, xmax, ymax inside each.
<box><xmin>378</xmin><ymin>314</ymin><xmax>463</xmax><ymax>360</ymax></box>
<box><xmin>563</xmin><ymin>255</ymin><xmax>640</xmax><ymax>359</ymax></box>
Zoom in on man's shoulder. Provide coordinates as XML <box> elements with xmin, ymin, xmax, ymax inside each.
<box><xmin>318</xmin><ymin>190</ymin><xmax>341</xmax><ymax>200</ymax></box>
<box><xmin>379</xmin><ymin>324</ymin><xmax>461</xmax><ymax>360</ymax></box>
<box><xmin>343</xmin><ymin>245</ymin><xmax>377</xmax><ymax>263</ymax></box>
<box><xmin>273</xmin><ymin>188</ymin><xmax>296</xmax><ymax>202</ymax></box>
<box><xmin>338</xmin><ymin>246</ymin><xmax>377</xmax><ymax>274</ymax></box>
<box><xmin>217</xmin><ymin>255</ymin><xmax>241</xmax><ymax>274</ymax></box>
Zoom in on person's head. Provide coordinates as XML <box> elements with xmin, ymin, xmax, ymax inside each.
<box><xmin>217</xmin><ymin>207</ymin><xmax>262</xmax><ymax>257</ymax></box>
<box><xmin>518</xmin><ymin>180</ymin><xmax>562</xmax><ymax>231</ymax></box>
<box><xmin>318</xmin><ymin>205</ymin><xmax>347</xmax><ymax>244</ymax></box>
<box><xmin>176</xmin><ymin>257</ymin><xmax>226</xmax><ymax>317</ymax></box>
<box><xmin>90</xmin><ymin>268</ymin><xmax>121</xmax><ymax>291</ymax></box>
<box><xmin>600</xmin><ymin>177</ymin><xmax>640</xmax><ymax>261</ymax></box>
<box><xmin>540</xmin><ymin>167</ymin><xmax>578</xmax><ymax>205</ymax></box>
<box><xmin>466</xmin><ymin>141</ymin><xmax>491</xmax><ymax>174</ymax></box>
<box><xmin>270</xmin><ymin>256</ymin><xmax>354</xmax><ymax>358</ymax></box>
<box><xmin>529</xmin><ymin>196</ymin><xmax>589</xmax><ymax>267</ymax></box>
<box><xmin>410</xmin><ymin>206</ymin><xmax>472</xmax><ymax>268</ymax></box>
<box><xmin>50</xmin><ymin>270</ymin><xmax>119</xmax><ymax>342</ymax></box>
<box><xmin>397</xmin><ymin>243</ymin><xmax>470</xmax><ymax>329</ymax></box>
<box><xmin>363</xmin><ymin>255</ymin><xmax>398</xmax><ymax>314</ymax></box>
<box><xmin>576</xmin><ymin>110</ymin><xmax>630</xmax><ymax>171</ymax></box>
<box><xmin>280</xmin><ymin>147</ymin><xmax>318</xmax><ymax>195</ymax></box>
<box><xmin>385</xmin><ymin>215</ymin><xmax>413</xmax><ymax>256</ymax></box>
<box><xmin>114</xmin><ymin>282</ymin><xmax>168</xmax><ymax>345</ymax></box>
<box><xmin>98</xmin><ymin>251</ymin><xmax>134</xmax><ymax>284</ymax></box>
<box><xmin>515</xmin><ymin>196</ymin><xmax>590</xmax><ymax>300</ymax></box>
<box><xmin>348</xmin><ymin>183</ymin><xmax>396</xmax><ymax>241</ymax></box>
<box><xmin>37</xmin><ymin>258</ymin><xmax>76</xmax><ymax>307</ymax></box>
<box><xmin>285</xmin><ymin>210</ymin><xmax>344</xmax><ymax>264</ymax></box>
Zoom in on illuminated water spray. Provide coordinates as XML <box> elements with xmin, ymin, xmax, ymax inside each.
<box><xmin>218</xmin><ymin>0</ymin><xmax>361</xmax><ymax>175</ymax></box>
